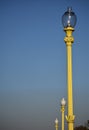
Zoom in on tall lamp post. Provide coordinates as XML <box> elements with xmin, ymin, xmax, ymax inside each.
<box><xmin>61</xmin><ymin>98</ymin><xmax>66</xmax><ymax>130</ymax></box>
<box><xmin>62</xmin><ymin>7</ymin><xmax>77</xmax><ymax>130</ymax></box>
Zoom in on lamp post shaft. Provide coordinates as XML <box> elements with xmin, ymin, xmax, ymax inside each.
<box><xmin>55</xmin><ymin>124</ymin><xmax>58</xmax><ymax>130</ymax></box>
<box><xmin>62</xmin><ymin>111</ymin><xmax>64</xmax><ymax>130</ymax></box>
<box><xmin>67</xmin><ymin>42</ymin><xmax>73</xmax><ymax>115</ymax></box>
<box><xmin>64</xmin><ymin>27</ymin><xmax>75</xmax><ymax>130</ymax></box>
<box><xmin>61</xmin><ymin>106</ymin><xmax>65</xmax><ymax>130</ymax></box>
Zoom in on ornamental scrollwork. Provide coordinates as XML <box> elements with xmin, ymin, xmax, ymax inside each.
<box><xmin>64</xmin><ymin>36</ymin><xmax>74</xmax><ymax>44</ymax></box>
<box><xmin>65</xmin><ymin>115</ymin><xmax>75</xmax><ymax>123</ymax></box>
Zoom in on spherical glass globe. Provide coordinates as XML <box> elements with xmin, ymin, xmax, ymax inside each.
<box><xmin>62</xmin><ymin>7</ymin><xmax>77</xmax><ymax>28</ymax></box>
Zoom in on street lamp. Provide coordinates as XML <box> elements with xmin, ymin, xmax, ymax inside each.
<box><xmin>55</xmin><ymin>118</ymin><xmax>59</xmax><ymax>130</ymax></box>
<box><xmin>62</xmin><ymin>7</ymin><xmax>77</xmax><ymax>28</ymax></box>
<box><xmin>62</xmin><ymin>7</ymin><xmax>77</xmax><ymax>130</ymax></box>
<box><xmin>61</xmin><ymin>98</ymin><xmax>66</xmax><ymax>130</ymax></box>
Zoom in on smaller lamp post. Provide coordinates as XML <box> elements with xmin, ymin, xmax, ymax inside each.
<box><xmin>55</xmin><ymin>118</ymin><xmax>59</xmax><ymax>130</ymax></box>
<box><xmin>61</xmin><ymin>98</ymin><xmax>66</xmax><ymax>130</ymax></box>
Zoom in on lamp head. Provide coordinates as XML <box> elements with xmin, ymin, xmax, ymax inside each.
<box><xmin>61</xmin><ymin>98</ymin><xmax>66</xmax><ymax>106</ymax></box>
<box><xmin>62</xmin><ymin>7</ymin><xmax>77</xmax><ymax>28</ymax></box>
<box><xmin>55</xmin><ymin>118</ymin><xmax>58</xmax><ymax>124</ymax></box>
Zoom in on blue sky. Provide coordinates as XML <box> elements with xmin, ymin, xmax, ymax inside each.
<box><xmin>0</xmin><ymin>0</ymin><xmax>89</xmax><ymax>130</ymax></box>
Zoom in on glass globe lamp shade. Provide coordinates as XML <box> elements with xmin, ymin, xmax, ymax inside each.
<box><xmin>55</xmin><ymin>118</ymin><xmax>58</xmax><ymax>124</ymax></box>
<box><xmin>62</xmin><ymin>7</ymin><xmax>77</xmax><ymax>28</ymax></box>
<box><xmin>61</xmin><ymin>98</ymin><xmax>66</xmax><ymax>106</ymax></box>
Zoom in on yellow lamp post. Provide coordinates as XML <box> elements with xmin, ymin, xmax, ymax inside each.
<box><xmin>62</xmin><ymin>7</ymin><xmax>77</xmax><ymax>130</ymax></box>
<box><xmin>55</xmin><ymin>118</ymin><xmax>59</xmax><ymax>130</ymax></box>
<box><xmin>61</xmin><ymin>98</ymin><xmax>66</xmax><ymax>130</ymax></box>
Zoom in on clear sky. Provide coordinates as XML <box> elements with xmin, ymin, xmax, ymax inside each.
<box><xmin>0</xmin><ymin>0</ymin><xmax>89</xmax><ymax>130</ymax></box>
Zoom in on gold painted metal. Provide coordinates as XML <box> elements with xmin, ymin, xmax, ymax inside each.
<box><xmin>61</xmin><ymin>105</ymin><xmax>65</xmax><ymax>130</ymax></box>
<box><xmin>64</xmin><ymin>27</ymin><xmax>75</xmax><ymax>130</ymax></box>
